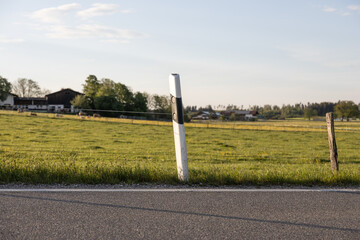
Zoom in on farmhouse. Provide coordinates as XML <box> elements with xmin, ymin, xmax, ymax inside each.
<box><xmin>221</xmin><ymin>110</ymin><xmax>258</xmax><ymax>121</ymax></box>
<box><xmin>46</xmin><ymin>88</ymin><xmax>83</xmax><ymax>112</ymax></box>
<box><xmin>0</xmin><ymin>93</ymin><xmax>17</xmax><ymax>109</ymax></box>
<box><xmin>192</xmin><ymin>111</ymin><xmax>221</xmax><ymax>120</ymax></box>
<box><xmin>14</xmin><ymin>97</ymin><xmax>48</xmax><ymax>110</ymax></box>
<box><xmin>1</xmin><ymin>88</ymin><xmax>83</xmax><ymax>112</ymax></box>
<box><xmin>192</xmin><ymin>111</ymin><xmax>211</xmax><ymax>120</ymax></box>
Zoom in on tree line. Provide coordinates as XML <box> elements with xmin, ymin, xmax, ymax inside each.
<box><xmin>70</xmin><ymin>75</ymin><xmax>171</xmax><ymax>118</ymax></box>
<box><xmin>186</xmin><ymin>101</ymin><xmax>360</xmax><ymax>121</ymax></box>
<box><xmin>1</xmin><ymin>74</ymin><xmax>360</xmax><ymax>121</ymax></box>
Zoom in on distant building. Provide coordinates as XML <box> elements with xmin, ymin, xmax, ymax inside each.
<box><xmin>192</xmin><ymin>111</ymin><xmax>210</xmax><ymax>120</ymax></box>
<box><xmin>45</xmin><ymin>88</ymin><xmax>83</xmax><ymax>112</ymax></box>
<box><xmin>221</xmin><ymin>110</ymin><xmax>258</xmax><ymax>121</ymax></box>
<box><xmin>1</xmin><ymin>88</ymin><xmax>83</xmax><ymax>113</ymax></box>
<box><xmin>14</xmin><ymin>97</ymin><xmax>48</xmax><ymax>110</ymax></box>
<box><xmin>192</xmin><ymin>111</ymin><xmax>221</xmax><ymax>120</ymax></box>
<box><xmin>0</xmin><ymin>93</ymin><xmax>17</xmax><ymax>109</ymax></box>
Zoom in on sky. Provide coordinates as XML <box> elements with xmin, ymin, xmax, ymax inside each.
<box><xmin>0</xmin><ymin>0</ymin><xmax>359</xmax><ymax>108</ymax></box>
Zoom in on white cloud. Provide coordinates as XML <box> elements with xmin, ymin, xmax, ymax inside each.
<box><xmin>348</xmin><ymin>5</ymin><xmax>360</xmax><ymax>10</ymax></box>
<box><xmin>322</xmin><ymin>7</ymin><xmax>336</xmax><ymax>12</ymax></box>
<box><xmin>321</xmin><ymin>6</ymin><xmax>354</xmax><ymax>16</ymax></box>
<box><xmin>0</xmin><ymin>37</ymin><xmax>25</xmax><ymax>43</ymax></box>
<box><xmin>77</xmin><ymin>3</ymin><xmax>120</xmax><ymax>19</ymax></box>
<box><xmin>45</xmin><ymin>24</ymin><xmax>147</xmax><ymax>41</ymax></box>
<box><xmin>29</xmin><ymin>3</ymin><xmax>81</xmax><ymax>23</ymax></box>
<box><xmin>27</xmin><ymin>3</ymin><xmax>143</xmax><ymax>43</ymax></box>
<box><xmin>348</xmin><ymin>5</ymin><xmax>360</xmax><ymax>13</ymax></box>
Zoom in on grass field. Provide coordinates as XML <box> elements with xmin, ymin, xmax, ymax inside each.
<box><xmin>0</xmin><ymin>110</ymin><xmax>359</xmax><ymax>185</ymax></box>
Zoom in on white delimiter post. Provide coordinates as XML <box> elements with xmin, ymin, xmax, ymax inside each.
<box><xmin>169</xmin><ymin>73</ymin><xmax>189</xmax><ymax>182</ymax></box>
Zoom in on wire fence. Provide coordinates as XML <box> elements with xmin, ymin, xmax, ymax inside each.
<box><xmin>78</xmin><ymin>108</ymin><xmax>173</xmax><ymax>121</ymax></box>
<box><xmin>1</xmin><ymin>109</ymin><xmax>360</xmax><ymax>133</ymax></box>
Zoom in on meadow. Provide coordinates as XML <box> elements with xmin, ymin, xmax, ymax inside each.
<box><xmin>0</xmin><ymin>110</ymin><xmax>359</xmax><ymax>185</ymax></box>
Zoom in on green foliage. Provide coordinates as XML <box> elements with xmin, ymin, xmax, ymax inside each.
<box><xmin>113</xmin><ymin>81</ymin><xmax>135</xmax><ymax>110</ymax></box>
<box><xmin>307</xmin><ymin>102</ymin><xmax>335</xmax><ymax>116</ymax></box>
<box><xmin>0</xmin><ymin>76</ymin><xmax>11</xmax><ymax>101</ymax></box>
<box><xmin>150</xmin><ymin>94</ymin><xmax>171</xmax><ymax>113</ymax></box>
<box><xmin>70</xmin><ymin>95</ymin><xmax>90</xmax><ymax>109</ymax></box>
<box><xmin>133</xmin><ymin>92</ymin><xmax>148</xmax><ymax>112</ymax></box>
<box><xmin>83</xmin><ymin>75</ymin><xmax>100</xmax><ymax>108</ymax></box>
<box><xmin>261</xmin><ymin>105</ymin><xmax>281</xmax><ymax>119</ymax></box>
<box><xmin>335</xmin><ymin>101</ymin><xmax>359</xmax><ymax>121</ymax></box>
<box><xmin>281</xmin><ymin>104</ymin><xmax>304</xmax><ymax>118</ymax></box>
<box><xmin>304</xmin><ymin>107</ymin><xmax>317</xmax><ymax>120</ymax></box>
<box><xmin>94</xmin><ymin>95</ymin><xmax>124</xmax><ymax>117</ymax></box>
<box><xmin>0</xmin><ymin>112</ymin><xmax>360</xmax><ymax>185</ymax></box>
<box><xmin>244</xmin><ymin>102</ymin><xmax>335</xmax><ymax>120</ymax></box>
<box><xmin>82</xmin><ymin>75</ymin><xmax>150</xmax><ymax>116</ymax></box>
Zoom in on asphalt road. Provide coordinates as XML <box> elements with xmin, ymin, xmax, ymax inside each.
<box><xmin>0</xmin><ymin>189</ymin><xmax>359</xmax><ymax>239</ymax></box>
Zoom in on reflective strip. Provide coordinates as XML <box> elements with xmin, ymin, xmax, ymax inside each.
<box><xmin>171</xmin><ymin>95</ymin><xmax>184</xmax><ymax>124</ymax></box>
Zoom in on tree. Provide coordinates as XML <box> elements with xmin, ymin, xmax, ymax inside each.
<box><xmin>113</xmin><ymin>82</ymin><xmax>134</xmax><ymax>110</ymax></box>
<box><xmin>307</xmin><ymin>102</ymin><xmax>335</xmax><ymax>116</ymax></box>
<box><xmin>70</xmin><ymin>95</ymin><xmax>91</xmax><ymax>109</ymax></box>
<box><xmin>304</xmin><ymin>107</ymin><xmax>317</xmax><ymax>120</ymax></box>
<box><xmin>133</xmin><ymin>92</ymin><xmax>148</xmax><ymax>112</ymax></box>
<box><xmin>149</xmin><ymin>94</ymin><xmax>171</xmax><ymax>113</ymax></box>
<box><xmin>94</xmin><ymin>95</ymin><xmax>124</xmax><ymax>117</ymax></box>
<box><xmin>0</xmin><ymin>76</ymin><xmax>11</xmax><ymax>101</ymax></box>
<box><xmin>334</xmin><ymin>101</ymin><xmax>359</xmax><ymax>121</ymax></box>
<box><xmin>262</xmin><ymin>105</ymin><xmax>281</xmax><ymax>119</ymax></box>
<box><xmin>12</xmin><ymin>78</ymin><xmax>44</xmax><ymax>97</ymax></box>
<box><xmin>83</xmin><ymin>75</ymin><xmax>101</xmax><ymax>108</ymax></box>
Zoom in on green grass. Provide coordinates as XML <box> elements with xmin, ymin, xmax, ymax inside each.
<box><xmin>0</xmin><ymin>112</ymin><xmax>360</xmax><ymax>185</ymax></box>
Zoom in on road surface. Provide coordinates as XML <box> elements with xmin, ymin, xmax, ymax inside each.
<box><xmin>0</xmin><ymin>188</ymin><xmax>359</xmax><ymax>239</ymax></box>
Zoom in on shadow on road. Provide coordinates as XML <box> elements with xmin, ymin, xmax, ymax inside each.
<box><xmin>1</xmin><ymin>193</ymin><xmax>359</xmax><ymax>233</ymax></box>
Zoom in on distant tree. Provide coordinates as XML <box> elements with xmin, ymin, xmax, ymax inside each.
<box><xmin>280</xmin><ymin>104</ymin><xmax>304</xmax><ymax>119</ymax></box>
<box><xmin>199</xmin><ymin>105</ymin><xmax>214</xmax><ymax>112</ymax></box>
<box><xmin>83</xmin><ymin>75</ymin><xmax>101</xmax><ymax>108</ymax></box>
<box><xmin>281</xmin><ymin>104</ymin><xmax>290</xmax><ymax>119</ymax></box>
<box><xmin>334</xmin><ymin>101</ymin><xmax>358</xmax><ymax>121</ymax></box>
<box><xmin>133</xmin><ymin>92</ymin><xmax>148</xmax><ymax>112</ymax></box>
<box><xmin>262</xmin><ymin>105</ymin><xmax>281</xmax><ymax>119</ymax></box>
<box><xmin>70</xmin><ymin>95</ymin><xmax>91</xmax><ymax>109</ymax></box>
<box><xmin>307</xmin><ymin>102</ymin><xmax>335</xmax><ymax>116</ymax></box>
<box><xmin>96</xmin><ymin>78</ymin><xmax>116</xmax><ymax>97</ymax></box>
<box><xmin>149</xmin><ymin>94</ymin><xmax>171</xmax><ymax>113</ymax></box>
<box><xmin>304</xmin><ymin>107</ymin><xmax>317</xmax><ymax>120</ymax></box>
<box><xmin>12</xmin><ymin>78</ymin><xmax>43</xmax><ymax>97</ymax></box>
<box><xmin>113</xmin><ymin>82</ymin><xmax>135</xmax><ymax>111</ymax></box>
<box><xmin>229</xmin><ymin>112</ymin><xmax>236</xmax><ymax>121</ymax></box>
<box><xmin>250</xmin><ymin>105</ymin><xmax>261</xmax><ymax>111</ymax></box>
<box><xmin>183</xmin><ymin>108</ymin><xmax>191</xmax><ymax>123</ymax></box>
<box><xmin>42</xmin><ymin>89</ymin><xmax>51</xmax><ymax>96</ymax></box>
<box><xmin>0</xmin><ymin>76</ymin><xmax>11</xmax><ymax>101</ymax></box>
<box><xmin>226</xmin><ymin>104</ymin><xmax>238</xmax><ymax>111</ymax></box>
<box><xmin>94</xmin><ymin>95</ymin><xmax>124</xmax><ymax>117</ymax></box>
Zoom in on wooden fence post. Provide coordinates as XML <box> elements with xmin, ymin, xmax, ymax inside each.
<box><xmin>326</xmin><ymin>112</ymin><xmax>339</xmax><ymax>173</ymax></box>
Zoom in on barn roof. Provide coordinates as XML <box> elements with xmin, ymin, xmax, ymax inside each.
<box><xmin>45</xmin><ymin>88</ymin><xmax>83</xmax><ymax>97</ymax></box>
